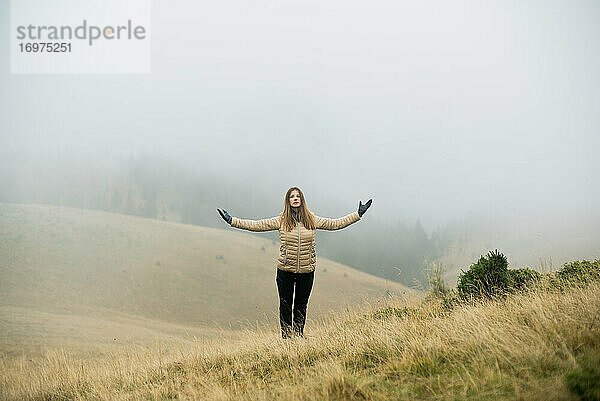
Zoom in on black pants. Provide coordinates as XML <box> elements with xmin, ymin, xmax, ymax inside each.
<box><xmin>276</xmin><ymin>269</ymin><xmax>314</xmax><ymax>338</ymax></box>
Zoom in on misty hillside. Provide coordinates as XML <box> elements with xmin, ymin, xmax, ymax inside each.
<box><xmin>3</xmin><ymin>151</ymin><xmax>598</xmax><ymax>292</ymax></box>
<box><xmin>0</xmin><ymin>151</ymin><xmax>443</xmax><ymax>286</ymax></box>
<box><xmin>0</xmin><ymin>203</ymin><xmax>410</xmax><ymax>352</ymax></box>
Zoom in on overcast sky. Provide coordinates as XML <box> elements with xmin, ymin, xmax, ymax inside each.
<box><xmin>1</xmin><ymin>0</ymin><xmax>599</xmax><ymax>232</ymax></box>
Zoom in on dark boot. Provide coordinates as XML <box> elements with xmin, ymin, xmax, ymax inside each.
<box><xmin>281</xmin><ymin>323</ymin><xmax>293</xmax><ymax>339</ymax></box>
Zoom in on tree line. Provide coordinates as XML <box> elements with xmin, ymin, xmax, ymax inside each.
<box><xmin>0</xmin><ymin>150</ymin><xmax>459</xmax><ymax>287</ymax></box>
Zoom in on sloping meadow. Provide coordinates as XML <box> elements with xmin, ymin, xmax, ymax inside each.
<box><xmin>2</xmin><ymin>271</ymin><xmax>599</xmax><ymax>400</ymax></box>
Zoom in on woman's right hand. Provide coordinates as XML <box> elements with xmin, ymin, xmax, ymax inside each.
<box><xmin>217</xmin><ymin>208</ymin><xmax>232</xmax><ymax>225</ymax></box>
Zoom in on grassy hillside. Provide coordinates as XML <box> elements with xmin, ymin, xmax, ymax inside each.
<box><xmin>1</xmin><ymin>276</ymin><xmax>598</xmax><ymax>400</ymax></box>
<box><xmin>0</xmin><ymin>203</ymin><xmax>410</xmax><ymax>356</ymax></box>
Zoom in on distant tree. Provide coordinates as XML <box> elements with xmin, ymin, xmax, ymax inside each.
<box><xmin>110</xmin><ymin>189</ymin><xmax>122</xmax><ymax>211</ymax></box>
<box><xmin>124</xmin><ymin>188</ymin><xmax>136</xmax><ymax>215</ymax></box>
<box><xmin>457</xmin><ymin>249</ymin><xmax>509</xmax><ymax>300</ymax></box>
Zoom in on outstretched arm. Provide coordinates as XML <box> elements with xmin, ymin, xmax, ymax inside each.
<box><xmin>231</xmin><ymin>215</ymin><xmax>281</xmax><ymax>232</ymax></box>
<box><xmin>314</xmin><ymin>199</ymin><xmax>372</xmax><ymax>231</ymax></box>
<box><xmin>217</xmin><ymin>208</ymin><xmax>280</xmax><ymax>232</ymax></box>
<box><xmin>314</xmin><ymin>211</ymin><xmax>361</xmax><ymax>231</ymax></box>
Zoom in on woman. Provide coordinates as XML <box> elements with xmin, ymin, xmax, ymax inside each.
<box><xmin>217</xmin><ymin>187</ymin><xmax>372</xmax><ymax>339</ymax></box>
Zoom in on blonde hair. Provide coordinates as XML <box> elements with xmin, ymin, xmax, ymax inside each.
<box><xmin>281</xmin><ymin>187</ymin><xmax>316</xmax><ymax>231</ymax></box>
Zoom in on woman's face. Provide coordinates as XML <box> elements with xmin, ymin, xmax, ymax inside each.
<box><xmin>289</xmin><ymin>190</ymin><xmax>301</xmax><ymax>208</ymax></box>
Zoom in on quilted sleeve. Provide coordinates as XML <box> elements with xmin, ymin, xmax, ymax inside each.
<box><xmin>231</xmin><ymin>215</ymin><xmax>281</xmax><ymax>232</ymax></box>
<box><xmin>314</xmin><ymin>211</ymin><xmax>361</xmax><ymax>231</ymax></box>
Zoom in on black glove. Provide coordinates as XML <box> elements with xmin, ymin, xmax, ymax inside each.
<box><xmin>358</xmin><ymin>199</ymin><xmax>372</xmax><ymax>217</ymax></box>
<box><xmin>217</xmin><ymin>208</ymin><xmax>232</xmax><ymax>225</ymax></box>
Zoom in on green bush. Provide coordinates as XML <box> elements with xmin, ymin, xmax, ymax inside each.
<box><xmin>453</xmin><ymin>254</ymin><xmax>599</xmax><ymax>301</ymax></box>
<box><xmin>556</xmin><ymin>260</ymin><xmax>600</xmax><ymax>285</ymax></box>
<box><xmin>507</xmin><ymin>268</ymin><xmax>542</xmax><ymax>290</ymax></box>
<box><xmin>457</xmin><ymin>249</ymin><xmax>510</xmax><ymax>300</ymax></box>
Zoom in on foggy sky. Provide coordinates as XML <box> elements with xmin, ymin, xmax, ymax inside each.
<box><xmin>1</xmin><ymin>0</ymin><xmax>599</xmax><ymax>232</ymax></box>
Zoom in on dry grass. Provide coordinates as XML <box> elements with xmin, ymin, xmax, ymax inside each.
<box><xmin>2</xmin><ymin>282</ymin><xmax>598</xmax><ymax>400</ymax></box>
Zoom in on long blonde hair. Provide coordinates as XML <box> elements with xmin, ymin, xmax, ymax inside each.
<box><xmin>281</xmin><ymin>187</ymin><xmax>316</xmax><ymax>231</ymax></box>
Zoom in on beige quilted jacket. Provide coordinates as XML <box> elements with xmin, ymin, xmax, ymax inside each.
<box><xmin>231</xmin><ymin>211</ymin><xmax>361</xmax><ymax>273</ymax></box>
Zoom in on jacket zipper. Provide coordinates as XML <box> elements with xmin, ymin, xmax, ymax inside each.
<box><xmin>309</xmin><ymin>235</ymin><xmax>313</xmax><ymax>265</ymax></box>
<box><xmin>296</xmin><ymin>222</ymin><xmax>300</xmax><ymax>273</ymax></box>
<box><xmin>309</xmin><ymin>232</ymin><xmax>315</xmax><ymax>266</ymax></box>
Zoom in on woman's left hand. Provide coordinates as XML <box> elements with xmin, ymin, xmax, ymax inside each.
<box><xmin>358</xmin><ymin>199</ymin><xmax>372</xmax><ymax>217</ymax></box>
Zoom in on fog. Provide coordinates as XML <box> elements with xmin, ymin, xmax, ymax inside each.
<box><xmin>1</xmin><ymin>0</ymin><xmax>599</xmax><ymax>234</ymax></box>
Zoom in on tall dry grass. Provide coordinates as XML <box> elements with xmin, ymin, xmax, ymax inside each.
<box><xmin>1</xmin><ymin>282</ymin><xmax>599</xmax><ymax>400</ymax></box>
